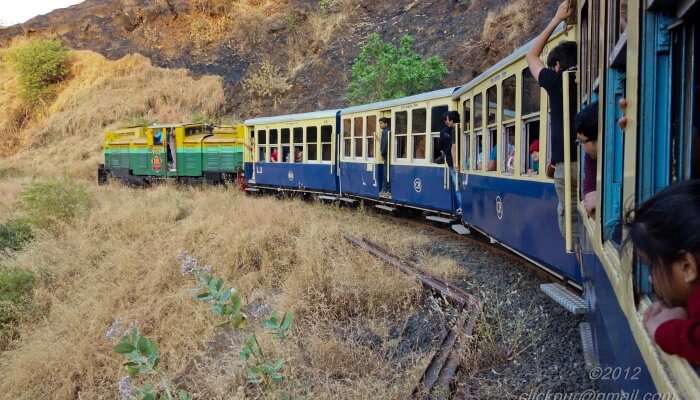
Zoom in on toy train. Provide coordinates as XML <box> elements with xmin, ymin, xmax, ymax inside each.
<box><xmin>99</xmin><ymin>0</ymin><xmax>699</xmax><ymax>397</ymax></box>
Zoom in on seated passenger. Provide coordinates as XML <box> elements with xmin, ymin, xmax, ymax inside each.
<box><xmin>294</xmin><ymin>147</ymin><xmax>303</xmax><ymax>162</ymax></box>
<box><xmin>625</xmin><ymin>180</ymin><xmax>700</xmax><ymax>366</ymax></box>
<box><xmin>270</xmin><ymin>148</ymin><xmax>279</xmax><ymax>162</ymax></box>
<box><xmin>529</xmin><ymin>139</ymin><xmax>540</xmax><ymax>175</ymax></box>
<box><xmin>487</xmin><ymin>146</ymin><xmax>497</xmax><ymax>171</ymax></box>
<box><xmin>575</xmin><ymin>102</ymin><xmax>598</xmax><ymax>218</ymax></box>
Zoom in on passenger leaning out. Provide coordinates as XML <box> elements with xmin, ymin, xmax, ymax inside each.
<box><xmin>574</xmin><ymin>102</ymin><xmax>598</xmax><ymax>218</ymax></box>
<box><xmin>526</xmin><ymin>0</ymin><xmax>578</xmax><ymax>238</ymax></box>
<box><xmin>626</xmin><ymin>180</ymin><xmax>700</xmax><ymax>366</ymax></box>
<box><xmin>440</xmin><ymin>111</ymin><xmax>463</xmax><ymax>215</ymax></box>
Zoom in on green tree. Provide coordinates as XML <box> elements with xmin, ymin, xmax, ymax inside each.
<box><xmin>6</xmin><ymin>39</ymin><xmax>69</xmax><ymax>105</ymax></box>
<box><xmin>347</xmin><ymin>33</ymin><xmax>448</xmax><ymax>105</ymax></box>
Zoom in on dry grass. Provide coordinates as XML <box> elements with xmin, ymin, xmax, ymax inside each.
<box><xmin>241</xmin><ymin>60</ymin><xmax>292</xmax><ymax>112</ymax></box>
<box><xmin>0</xmin><ymin>41</ymin><xmax>226</xmax><ymax>179</ymax></box>
<box><xmin>0</xmin><ymin>182</ymin><xmax>468</xmax><ymax>399</ymax></box>
<box><xmin>463</xmin><ymin>0</ymin><xmax>539</xmax><ymax>68</ymax></box>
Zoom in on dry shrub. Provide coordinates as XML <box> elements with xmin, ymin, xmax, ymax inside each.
<box><xmin>419</xmin><ymin>255</ymin><xmax>470</xmax><ymax>281</ymax></box>
<box><xmin>0</xmin><ymin>45</ymin><xmax>225</xmax><ymax>179</ymax></box>
<box><xmin>482</xmin><ymin>0</ymin><xmax>537</xmax><ymax>49</ymax></box>
<box><xmin>0</xmin><ymin>184</ymin><xmax>441</xmax><ymax>399</ymax></box>
<box><xmin>464</xmin><ymin>0</ymin><xmax>539</xmax><ymax>68</ymax></box>
<box><xmin>242</xmin><ymin>60</ymin><xmax>292</xmax><ymax>111</ymax></box>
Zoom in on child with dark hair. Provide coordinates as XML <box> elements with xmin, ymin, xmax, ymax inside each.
<box><xmin>527</xmin><ymin>1</ymin><xmax>578</xmax><ymax>238</ymax></box>
<box><xmin>625</xmin><ymin>180</ymin><xmax>700</xmax><ymax>365</ymax></box>
<box><xmin>575</xmin><ymin>102</ymin><xmax>598</xmax><ymax>217</ymax></box>
<box><xmin>440</xmin><ymin>111</ymin><xmax>463</xmax><ymax>215</ymax></box>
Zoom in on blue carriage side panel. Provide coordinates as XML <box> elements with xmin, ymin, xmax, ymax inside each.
<box><xmin>390</xmin><ymin>165</ymin><xmax>453</xmax><ymax>212</ymax></box>
<box><xmin>340</xmin><ymin>161</ymin><xmax>381</xmax><ymax>198</ymax></box>
<box><xmin>462</xmin><ymin>174</ymin><xmax>580</xmax><ymax>283</ymax></box>
<box><xmin>580</xmin><ymin>254</ymin><xmax>657</xmax><ymax>395</ymax></box>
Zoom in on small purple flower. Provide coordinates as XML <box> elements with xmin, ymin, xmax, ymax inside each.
<box><xmin>105</xmin><ymin>319</ymin><xmax>124</xmax><ymax>342</ymax></box>
<box><xmin>117</xmin><ymin>376</ymin><xmax>133</xmax><ymax>400</ymax></box>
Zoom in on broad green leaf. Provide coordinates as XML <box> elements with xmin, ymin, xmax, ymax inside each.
<box><xmin>280</xmin><ymin>312</ymin><xmax>294</xmax><ymax>331</ymax></box>
<box><xmin>178</xmin><ymin>390</ymin><xmax>193</xmax><ymax>400</ymax></box>
<box><xmin>114</xmin><ymin>341</ymin><xmax>135</xmax><ymax>354</ymax></box>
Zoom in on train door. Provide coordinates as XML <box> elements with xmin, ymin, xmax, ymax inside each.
<box><xmin>379</xmin><ymin>110</ymin><xmax>392</xmax><ymax>197</ymax></box>
<box><xmin>150</xmin><ymin>127</ymin><xmax>167</xmax><ymax>177</ymax></box>
<box><xmin>166</xmin><ymin>127</ymin><xmax>178</xmax><ymax>176</ymax></box>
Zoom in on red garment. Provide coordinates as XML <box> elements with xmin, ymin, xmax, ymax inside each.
<box><xmin>655</xmin><ymin>284</ymin><xmax>700</xmax><ymax>365</ymax></box>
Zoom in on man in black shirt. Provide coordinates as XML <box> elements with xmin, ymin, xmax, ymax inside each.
<box><xmin>527</xmin><ymin>1</ymin><xmax>578</xmax><ymax>238</ymax></box>
<box><xmin>440</xmin><ymin>111</ymin><xmax>463</xmax><ymax>215</ymax></box>
<box><xmin>379</xmin><ymin>117</ymin><xmax>391</xmax><ymax>197</ymax></box>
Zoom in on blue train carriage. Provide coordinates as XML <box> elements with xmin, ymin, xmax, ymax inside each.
<box><xmin>339</xmin><ymin>88</ymin><xmax>461</xmax><ymax>215</ymax></box>
<box><xmin>243</xmin><ymin>110</ymin><xmax>341</xmax><ymax>194</ymax></box>
<box><xmin>451</xmin><ymin>23</ymin><xmax>582</xmax><ymax>285</ymax></box>
<box><xmin>574</xmin><ymin>0</ymin><xmax>700</xmax><ymax>397</ymax></box>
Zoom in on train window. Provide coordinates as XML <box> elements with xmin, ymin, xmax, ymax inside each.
<box><xmin>343</xmin><ymin>119</ymin><xmax>351</xmax><ymax>158</ymax></box>
<box><xmin>523</xmin><ymin>120</ymin><xmax>541</xmax><ymax>175</ymax></box>
<box><xmin>474</xmin><ymin>94</ymin><xmax>483</xmax><ymax>129</ymax></box>
<box><xmin>257</xmin><ymin>130</ymin><xmax>267</xmax><ymax>162</ymax></box>
<box><xmin>306</xmin><ymin>126</ymin><xmax>318</xmax><ymax>162</ymax></box>
<box><xmin>354</xmin><ymin>117</ymin><xmax>364</xmax><ymax>158</ymax></box>
<box><xmin>581</xmin><ymin>0</ymin><xmax>589</xmax><ymax>96</ymax></box>
<box><xmin>269</xmin><ymin>129</ymin><xmax>279</xmax><ymax>162</ymax></box>
<box><xmin>185</xmin><ymin>126</ymin><xmax>202</xmax><ymax>136</ymax></box>
<box><xmin>608</xmin><ymin>0</ymin><xmax>627</xmax><ymax>50</ymax></box>
<box><xmin>502</xmin><ymin>76</ymin><xmax>516</xmax><ymax>123</ymax></box>
<box><xmin>431</xmin><ymin>105</ymin><xmax>449</xmax><ymax>163</ymax></box>
<box><xmin>366</xmin><ymin>115</ymin><xmax>376</xmax><ymax>159</ymax></box>
<box><xmin>591</xmin><ymin>0</ymin><xmax>601</xmax><ymax>87</ymax></box>
<box><xmin>293</xmin><ymin>127</ymin><xmax>304</xmax><ymax>163</ymax></box>
<box><xmin>487</xmin><ymin>128</ymin><xmax>497</xmax><ymax>171</ymax></box>
<box><xmin>476</xmin><ymin>131</ymin><xmax>484</xmax><ymax>170</ymax></box>
<box><xmin>463</xmin><ymin>99</ymin><xmax>471</xmax><ymax>170</ymax></box>
<box><xmin>694</xmin><ymin>21</ymin><xmax>700</xmax><ymax>179</ymax></box>
<box><xmin>501</xmin><ymin>125</ymin><xmax>516</xmax><ymax>174</ymax></box>
<box><xmin>487</xmin><ymin>85</ymin><xmax>497</xmax><ymax>125</ymax></box>
<box><xmin>522</xmin><ymin>69</ymin><xmax>540</xmax><ymax>116</ymax></box>
<box><xmin>321</xmin><ymin>125</ymin><xmax>333</xmax><ymax>162</ymax></box>
<box><xmin>602</xmin><ymin>72</ymin><xmax>625</xmax><ymax>245</ymax></box>
<box><xmin>281</xmin><ymin>128</ymin><xmax>291</xmax><ymax>163</ymax></box>
<box><xmin>412</xmin><ymin>108</ymin><xmax>427</xmax><ymax>160</ymax></box>
<box><xmin>670</xmin><ymin>21</ymin><xmax>699</xmax><ymax>182</ymax></box>
<box><xmin>395</xmin><ymin>111</ymin><xmax>408</xmax><ymax>159</ymax></box>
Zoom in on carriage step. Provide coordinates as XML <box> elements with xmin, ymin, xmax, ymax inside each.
<box><xmin>579</xmin><ymin>322</ymin><xmax>598</xmax><ymax>370</ymax></box>
<box><xmin>339</xmin><ymin>197</ymin><xmax>357</xmax><ymax>204</ymax></box>
<box><xmin>318</xmin><ymin>195</ymin><xmax>338</xmax><ymax>201</ymax></box>
<box><xmin>540</xmin><ymin>283</ymin><xmax>589</xmax><ymax>314</ymax></box>
<box><xmin>375</xmin><ymin>204</ymin><xmax>396</xmax><ymax>212</ymax></box>
<box><xmin>425</xmin><ymin>215</ymin><xmax>454</xmax><ymax>224</ymax></box>
<box><xmin>451</xmin><ymin>224</ymin><xmax>470</xmax><ymax>235</ymax></box>
<box><xmin>245</xmin><ymin>187</ymin><xmax>260</xmax><ymax>192</ymax></box>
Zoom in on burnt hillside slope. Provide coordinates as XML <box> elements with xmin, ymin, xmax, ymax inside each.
<box><xmin>0</xmin><ymin>0</ymin><xmax>559</xmax><ymax>118</ymax></box>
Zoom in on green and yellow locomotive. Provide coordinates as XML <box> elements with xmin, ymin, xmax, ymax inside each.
<box><xmin>98</xmin><ymin>123</ymin><xmax>246</xmax><ymax>185</ymax></box>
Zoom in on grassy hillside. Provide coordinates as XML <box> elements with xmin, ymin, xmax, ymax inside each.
<box><xmin>0</xmin><ymin>40</ymin><xmax>465</xmax><ymax>399</ymax></box>
<box><xmin>0</xmin><ymin>0</ymin><xmax>560</xmax><ymax>117</ymax></box>
<box><xmin>0</xmin><ymin>39</ymin><xmax>225</xmax><ymax>178</ymax></box>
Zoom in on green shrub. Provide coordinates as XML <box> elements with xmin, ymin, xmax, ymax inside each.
<box><xmin>319</xmin><ymin>0</ymin><xmax>335</xmax><ymax>14</ymax></box>
<box><xmin>6</xmin><ymin>39</ymin><xmax>69</xmax><ymax>105</ymax></box>
<box><xmin>19</xmin><ymin>180</ymin><xmax>90</xmax><ymax>229</ymax></box>
<box><xmin>0</xmin><ymin>266</ymin><xmax>36</xmax><ymax>348</ymax></box>
<box><xmin>347</xmin><ymin>33</ymin><xmax>448</xmax><ymax>105</ymax></box>
<box><xmin>0</xmin><ymin>219</ymin><xmax>33</xmax><ymax>253</ymax></box>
